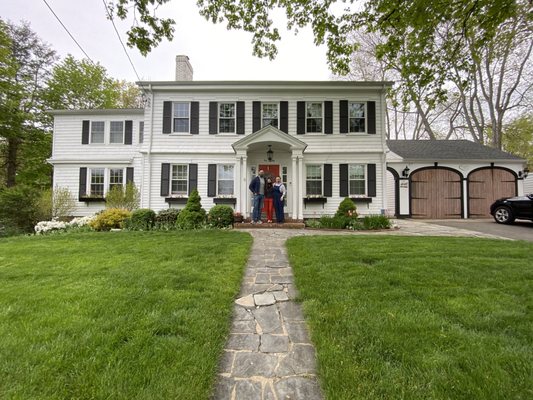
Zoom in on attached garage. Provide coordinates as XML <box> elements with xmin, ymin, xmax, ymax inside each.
<box><xmin>411</xmin><ymin>168</ymin><xmax>462</xmax><ymax>218</ymax></box>
<box><xmin>387</xmin><ymin>140</ymin><xmax>526</xmax><ymax>219</ymax></box>
<box><xmin>468</xmin><ymin>168</ymin><xmax>516</xmax><ymax>218</ymax></box>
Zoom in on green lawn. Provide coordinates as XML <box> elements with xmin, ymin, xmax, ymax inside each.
<box><xmin>0</xmin><ymin>231</ymin><xmax>252</xmax><ymax>400</ymax></box>
<box><xmin>286</xmin><ymin>236</ymin><xmax>533</xmax><ymax>400</ymax></box>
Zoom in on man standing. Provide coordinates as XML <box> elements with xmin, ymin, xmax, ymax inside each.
<box><xmin>249</xmin><ymin>169</ymin><xmax>265</xmax><ymax>224</ymax></box>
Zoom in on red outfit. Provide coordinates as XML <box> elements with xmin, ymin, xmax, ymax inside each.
<box><xmin>264</xmin><ymin>198</ymin><xmax>274</xmax><ymax>222</ymax></box>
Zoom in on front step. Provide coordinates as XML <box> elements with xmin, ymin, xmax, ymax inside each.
<box><xmin>234</xmin><ymin>221</ymin><xmax>305</xmax><ymax>229</ymax></box>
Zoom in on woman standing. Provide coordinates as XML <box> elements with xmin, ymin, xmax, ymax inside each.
<box><xmin>264</xmin><ymin>177</ymin><xmax>274</xmax><ymax>223</ymax></box>
<box><xmin>272</xmin><ymin>176</ymin><xmax>286</xmax><ymax>223</ymax></box>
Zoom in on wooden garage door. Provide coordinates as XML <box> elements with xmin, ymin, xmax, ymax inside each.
<box><xmin>468</xmin><ymin>168</ymin><xmax>516</xmax><ymax>218</ymax></box>
<box><xmin>411</xmin><ymin>169</ymin><xmax>462</xmax><ymax>218</ymax></box>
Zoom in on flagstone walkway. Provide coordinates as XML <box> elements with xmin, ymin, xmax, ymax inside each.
<box><xmin>212</xmin><ymin>220</ymin><xmax>508</xmax><ymax>399</ymax></box>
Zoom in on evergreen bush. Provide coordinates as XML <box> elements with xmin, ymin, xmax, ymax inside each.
<box><xmin>125</xmin><ymin>208</ymin><xmax>156</xmax><ymax>231</ymax></box>
<box><xmin>336</xmin><ymin>197</ymin><xmax>358</xmax><ymax>218</ymax></box>
<box><xmin>89</xmin><ymin>208</ymin><xmax>131</xmax><ymax>231</ymax></box>
<box><xmin>0</xmin><ymin>185</ymin><xmax>40</xmax><ymax>235</ymax></box>
<box><xmin>155</xmin><ymin>208</ymin><xmax>180</xmax><ymax>230</ymax></box>
<box><xmin>176</xmin><ymin>190</ymin><xmax>206</xmax><ymax>229</ymax></box>
<box><xmin>208</xmin><ymin>205</ymin><xmax>234</xmax><ymax>228</ymax></box>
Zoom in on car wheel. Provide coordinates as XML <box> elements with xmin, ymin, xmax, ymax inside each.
<box><xmin>493</xmin><ymin>206</ymin><xmax>515</xmax><ymax>224</ymax></box>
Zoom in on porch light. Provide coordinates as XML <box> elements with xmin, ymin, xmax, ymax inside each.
<box><xmin>266</xmin><ymin>145</ymin><xmax>274</xmax><ymax>162</ymax></box>
<box><xmin>519</xmin><ymin>167</ymin><xmax>529</xmax><ymax>178</ymax></box>
<box><xmin>402</xmin><ymin>166</ymin><xmax>410</xmax><ymax>177</ymax></box>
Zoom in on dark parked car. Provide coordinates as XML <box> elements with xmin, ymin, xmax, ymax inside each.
<box><xmin>490</xmin><ymin>194</ymin><xmax>533</xmax><ymax>224</ymax></box>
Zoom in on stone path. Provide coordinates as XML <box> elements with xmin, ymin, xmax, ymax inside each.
<box><xmin>212</xmin><ymin>219</ymin><xmax>509</xmax><ymax>399</ymax></box>
<box><xmin>212</xmin><ymin>230</ymin><xmax>322</xmax><ymax>400</ymax></box>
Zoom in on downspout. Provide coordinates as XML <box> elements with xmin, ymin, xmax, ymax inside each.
<box><xmin>380</xmin><ymin>84</ymin><xmax>388</xmax><ymax>213</ymax></box>
<box><xmin>146</xmin><ymin>84</ymin><xmax>155</xmax><ymax>209</ymax></box>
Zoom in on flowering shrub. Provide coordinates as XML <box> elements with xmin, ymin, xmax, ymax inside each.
<box><xmin>34</xmin><ymin>215</ymin><xmax>95</xmax><ymax>235</ymax></box>
<box><xmin>336</xmin><ymin>197</ymin><xmax>358</xmax><ymax>218</ymax></box>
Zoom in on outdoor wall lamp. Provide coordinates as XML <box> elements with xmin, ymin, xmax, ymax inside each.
<box><xmin>266</xmin><ymin>145</ymin><xmax>274</xmax><ymax>162</ymax></box>
<box><xmin>518</xmin><ymin>167</ymin><xmax>529</xmax><ymax>178</ymax></box>
<box><xmin>402</xmin><ymin>166</ymin><xmax>410</xmax><ymax>177</ymax></box>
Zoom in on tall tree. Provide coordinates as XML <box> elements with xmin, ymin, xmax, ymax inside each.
<box><xmin>501</xmin><ymin>114</ymin><xmax>533</xmax><ymax>168</ymax></box>
<box><xmin>0</xmin><ymin>19</ymin><xmax>57</xmax><ymax>188</ymax></box>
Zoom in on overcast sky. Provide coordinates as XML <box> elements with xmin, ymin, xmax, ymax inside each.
<box><xmin>3</xmin><ymin>0</ymin><xmax>332</xmax><ymax>82</ymax></box>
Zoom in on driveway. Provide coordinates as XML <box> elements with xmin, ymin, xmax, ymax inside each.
<box><xmin>425</xmin><ymin>219</ymin><xmax>533</xmax><ymax>242</ymax></box>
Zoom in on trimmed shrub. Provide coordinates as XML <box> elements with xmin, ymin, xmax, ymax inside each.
<box><xmin>155</xmin><ymin>208</ymin><xmax>180</xmax><ymax>230</ymax></box>
<box><xmin>176</xmin><ymin>190</ymin><xmax>206</xmax><ymax>229</ymax></box>
<box><xmin>319</xmin><ymin>215</ymin><xmax>351</xmax><ymax>229</ymax></box>
<box><xmin>208</xmin><ymin>205</ymin><xmax>234</xmax><ymax>228</ymax></box>
<box><xmin>89</xmin><ymin>208</ymin><xmax>131</xmax><ymax>231</ymax></box>
<box><xmin>125</xmin><ymin>208</ymin><xmax>156</xmax><ymax>231</ymax></box>
<box><xmin>336</xmin><ymin>197</ymin><xmax>358</xmax><ymax>218</ymax></box>
<box><xmin>105</xmin><ymin>183</ymin><xmax>140</xmax><ymax>211</ymax></box>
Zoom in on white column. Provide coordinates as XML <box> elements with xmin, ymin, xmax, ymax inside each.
<box><xmin>235</xmin><ymin>155</ymin><xmax>241</xmax><ymax>213</ymax></box>
<box><xmin>242</xmin><ymin>156</ymin><xmax>248</xmax><ymax>218</ymax></box>
<box><xmin>462</xmin><ymin>178</ymin><xmax>469</xmax><ymax>219</ymax></box>
<box><xmin>291</xmin><ymin>155</ymin><xmax>298</xmax><ymax>220</ymax></box>
<box><xmin>298</xmin><ymin>155</ymin><xmax>304</xmax><ymax>220</ymax></box>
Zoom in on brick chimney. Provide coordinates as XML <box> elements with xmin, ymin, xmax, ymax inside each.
<box><xmin>175</xmin><ymin>55</ymin><xmax>193</xmax><ymax>81</ymax></box>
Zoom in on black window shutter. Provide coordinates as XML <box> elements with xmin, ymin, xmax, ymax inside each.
<box><xmin>160</xmin><ymin>163</ymin><xmax>170</xmax><ymax>196</ymax></box>
<box><xmin>82</xmin><ymin>120</ymin><xmax>90</xmax><ymax>144</ymax></box>
<box><xmin>190</xmin><ymin>101</ymin><xmax>199</xmax><ymax>134</ymax></box>
<box><xmin>339</xmin><ymin>164</ymin><xmax>348</xmax><ymax>197</ymax></box>
<box><xmin>367</xmin><ymin>164</ymin><xmax>376</xmax><ymax>197</ymax></box>
<box><xmin>297</xmin><ymin>101</ymin><xmax>305</xmax><ymax>134</ymax></box>
<box><xmin>79</xmin><ymin>167</ymin><xmax>87</xmax><ymax>198</ymax></box>
<box><xmin>188</xmin><ymin>163</ymin><xmax>198</xmax><ymax>194</ymax></box>
<box><xmin>324</xmin><ymin>164</ymin><xmax>332</xmax><ymax>197</ymax></box>
<box><xmin>124</xmin><ymin>120</ymin><xmax>133</xmax><ymax>144</ymax></box>
<box><xmin>236</xmin><ymin>101</ymin><xmax>245</xmax><ymax>134</ymax></box>
<box><xmin>280</xmin><ymin>101</ymin><xmax>288</xmax><ymax>133</ymax></box>
<box><xmin>252</xmin><ymin>101</ymin><xmax>261</xmax><ymax>132</ymax></box>
<box><xmin>325</xmin><ymin>101</ymin><xmax>333</xmax><ymax>134</ymax></box>
<box><xmin>126</xmin><ymin>167</ymin><xmax>134</xmax><ymax>184</ymax></box>
<box><xmin>208</xmin><ymin>164</ymin><xmax>217</xmax><ymax>197</ymax></box>
<box><xmin>339</xmin><ymin>100</ymin><xmax>348</xmax><ymax>133</ymax></box>
<box><xmin>367</xmin><ymin>101</ymin><xmax>376</xmax><ymax>134</ymax></box>
<box><xmin>163</xmin><ymin>101</ymin><xmax>172</xmax><ymax>134</ymax></box>
<box><xmin>209</xmin><ymin>102</ymin><xmax>218</xmax><ymax>134</ymax></box>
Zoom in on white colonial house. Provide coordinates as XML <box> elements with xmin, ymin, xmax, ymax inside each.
<box><xmin>49</xmin><ymin>56</ymin><xmax>394</xmax><ymax>220</ymax></box>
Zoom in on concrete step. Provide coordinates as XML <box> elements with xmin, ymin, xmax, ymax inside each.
<box><xmin>234</xmin><ymin>221</ymin><xmax>305</xmax><ymax>229</ymax></box>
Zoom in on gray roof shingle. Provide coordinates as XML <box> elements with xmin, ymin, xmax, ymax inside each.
<box><xmin>387</xmin><ymin>140</ymin><xmax>523</xmax><ymax>161</ymax></box>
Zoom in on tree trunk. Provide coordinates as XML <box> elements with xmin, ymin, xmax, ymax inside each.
<box><xmin>6</xmin><ymin>136</ymin><xmax>20</xmax><ymax>187</ymax></box>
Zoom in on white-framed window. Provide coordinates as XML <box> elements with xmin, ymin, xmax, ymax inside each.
<box><xmin>306</xmin><ymin>164</ymin><xmax>323</xmax><ymax>195</ymax></box>
<box><xmin>139</xmin><ymin>121</ymin><xmax>144</xmax><ymax>143</ymax></box>
<box><xmin>262</xmin><ymin>103</ymin><xmax>278</xmax><ymax>128</ymax></box>
<box><xmin>89</xmin><ymin>168</ymin><xmax>105</xmax><ymax>196</ymax></box>
<box><xmin>282</xmin><ymin>166</ymin><xmax>288</xmax><ymax>185</ymax></box>
<box><xmin>171</xmin><ymin>164</ymin><xmax>188</xmax><ymax>195</ymax></box>
<box><xmin>90</xmin><ymin>121</ymin><xmax>105</xmax><ymax>143</ymax></box>
<box><xmin>349</xmin><ymin>102</ymin><xmax>366</xmax><ymax>133</ymax></box>
<box><xmin>173</xmin><ymin>102</ymin><xmax>190</xmax><ymax>133</ymax></box>
<box><xmin>110</xmin><ymin>121</ymin><xmax>124</xmax><ymax>144</ymax></box>
<box><xmin>219</xmin><ymin>103</ymin><xmax>235</xmax><ymax>133</ymax></box>
<box><xmin>349</xmin><ymin>164</ymin><xmax>366</xmax><ymax>195</ymax></box>
<box><xmin>109</xmin><ymin>168</ymin><xmax>124</xmax><ymax>191</ymax></box>
<box><xmin>306</xmin><ymin>102</ymin><xmax>323</xmax><ymax>133</ymax></box>
<box><xmin>217</xmin><ymin>164</ymin><xmax>234</xmax><ymax>195</ymax></box>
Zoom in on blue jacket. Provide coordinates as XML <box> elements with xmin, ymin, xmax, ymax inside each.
<box><xmin>249</xmin><ymin>176</ymin><xmax>262</xmax><ymax>195</ymax></box>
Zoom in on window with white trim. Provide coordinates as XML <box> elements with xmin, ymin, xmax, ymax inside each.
<box><xmin>173</xmin><ymin>102</ymin><xmax>190</xmax><ymax>132</ymax></box>
<box><xmin>110</xmin><ymin>121</ymin><xmax>124</xmax><ymax>144</ymax></box>
<box><xmin>139</xmin><ymin>121</ymin><xmax>144</xmax><ymax>143</ymax></box>
<box><xmin>90</xmin><ymin>168</ymin><xmax>105</xmax><ymax>196</ymax></box>
<box><xmin>262</xmin><ymin>103</ymin><xmax>278</xmax><ymax>128</ymax></box>
<box><xmin>306</xmin><ymin>102</ymin><xmax>322</xmax><ymax>133</ymax></box>
<box><xmin>282</xmin><ymin>166</ymin><xmax>288</xmax><ymax>185</ymax></box>
<box><xmin>90</xmin><ymin>121</ymin><xmax>105</xmax><ymax>143</ymax></box>
<box><xmin>306</xmin><ymin>165</ymin><xmax>323</xmax><ymax>195</ymax></box>
<box><xmin>349</xmin><ymin>164</ymin><xmax>366</xmax><ymax>195</ymax></box>
<box><xmin>219</xmin><ymin>103</ymin><xmax>235</xmax><ymax>133</ymax></box>
<box><xmin>349</xmin><ymin>102</ymin><xmax>366</xmax><ymax>133</ymax></box>
<box><xmin>171</xmin><ymin>164</ymin><xmax>188</xmax><ymax>195</ymax></box>
<box><xmin>109</xmin><ymin>168</ymin><xmax>124</xmax><ymax>191</ymax></box>
<box><xmin>217</xmin><ymin>164</ymin><xmax>234</xmax><ymax>195</ymax></box>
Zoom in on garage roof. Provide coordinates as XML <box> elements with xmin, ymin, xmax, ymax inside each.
<box><xmin>387</xmin><ymin>140</ymin><xmax>523</xmax><ymax>161</ymax></box>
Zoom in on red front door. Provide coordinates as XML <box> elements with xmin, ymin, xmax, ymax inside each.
<box><xmin>258</xmin><ymin>164</ymin><xmax>280</xmax><ymax>180</ymax></box>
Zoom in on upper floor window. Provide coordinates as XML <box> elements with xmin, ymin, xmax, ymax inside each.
<box><xmin>262</xmin><ymin>103</ymin><xmax>278</xmax><ymax>128</ymax></box>
<box><xmin>110</xmin><ymin>121</ymin><xmax>124</xmax><ymax>144</ymax></box>
<box><xmin>173</xmin><ymin>102</ymin><xmax>190</xmax><ymax>133</ymax></box>
<box><xmin>171</xmin><ymin>164</ymin><xmax>188</xmax><ymax>195</ymax></box>
<box><xmin>217</xmin><ymin>164</ymin><xmax>234</xmax><ymax>195</ymax></box>
<box><xmin>306</xmin><ymin>164</ymin><xmax>323</xmax><ymax>195</ymax></box>
<box><xmin>219</xmin><ymin>103</ymin><xmax>235</xmax><ymax>133</ymax></box>
<box><xmin>139</xmin><ymin>121</ymin><xmax>144</xmax><ymax>143</ymax></box>
<box><xmin>90</xmin><ymin>168</ymin><xmax>105</xmax><ymax>196</ymax></box>
<box><xmin>349</xmin><ymin>102</ymin><xmax>365</xmax><ymax>133</ymax></box>
<box><xmin>90</xmin><ymin>121</ymin><xmax>105</xmax><ymax>143</ymax></box>
<box><xmin>306</xmin><ymin>102</ymin><xmax>322</xmax><ymax>133</ymax></box>
<box><xmin>349</xmin><ymin>164</ymin><xmax>366</xmax><ymax>195</ymax></box>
